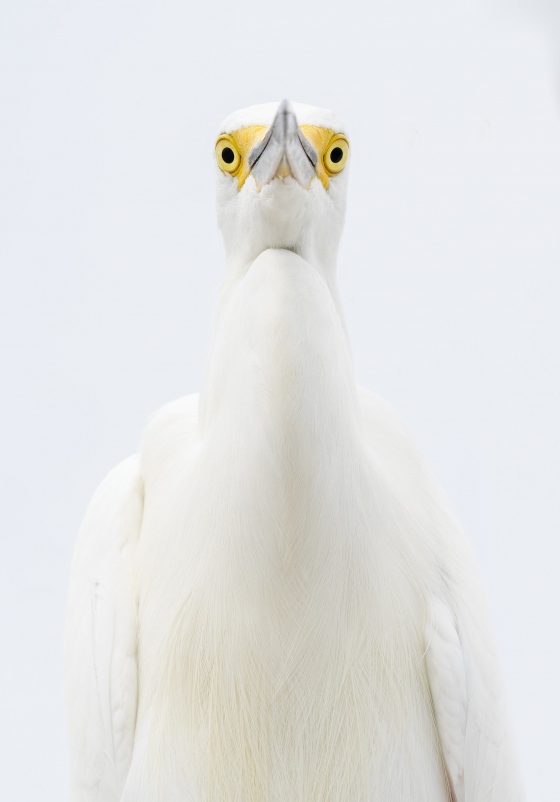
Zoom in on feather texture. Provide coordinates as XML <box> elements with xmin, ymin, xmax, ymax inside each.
<box><xmin>65</xmin><ymin>457</ymin><xmax>142</xmax><ymax>801</ymax></box>
<box><xmin>65</xmin><ymin>101</ymin><xmax>524</xmax><ymax>801</ymax></box>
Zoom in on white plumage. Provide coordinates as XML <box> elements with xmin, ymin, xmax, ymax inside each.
<box><xmin>65</xmin><ymin>101</ymin><xmax>524</xmax><ymax>801</ymax></box>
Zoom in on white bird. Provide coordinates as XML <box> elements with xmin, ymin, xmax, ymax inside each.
<box><xmin>65</xmin><ymin>100</ymin><xmax>524</xmax><ymax>802</ymax></box>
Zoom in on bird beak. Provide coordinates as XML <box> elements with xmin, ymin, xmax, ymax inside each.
<box><xmin>248</xmin><ymin>100</ymin><xmax>318</xmax><ymax>190</ymax></box>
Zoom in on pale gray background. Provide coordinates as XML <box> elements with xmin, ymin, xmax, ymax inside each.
<box><xmin>1</xmin><ymin>0</ymin><xmax>559</xmax><ymax>799</ymax></box>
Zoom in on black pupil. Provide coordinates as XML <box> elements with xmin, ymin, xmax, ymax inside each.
<box><xmin>330</xmin><ymin>146</ymin><xmax>344</xmax><ymax>164</ymax></box>
<box><xmin>222</xmin><ymin>147</ymin><xmax>235</xmax><ymax>164</ymax></box>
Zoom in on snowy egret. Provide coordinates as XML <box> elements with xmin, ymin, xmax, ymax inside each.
<box><xmin>65</xmin><ymin>100</ymin><xmax>524</xmax><ymax>801</ymax></box>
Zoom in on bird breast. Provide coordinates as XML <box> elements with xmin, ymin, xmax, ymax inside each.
<box><xmin>131</xmin><ymin>249</ymin><xmax>449</xmax><ymax>801</ymax></box>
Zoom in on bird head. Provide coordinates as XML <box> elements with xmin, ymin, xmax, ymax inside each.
<box><xmin>215</xmin><ymin>100</ymin><xmax>349</xmax><ymax>274</ymax></box>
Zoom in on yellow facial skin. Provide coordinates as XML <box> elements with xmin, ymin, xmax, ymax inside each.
<box><xmin>299</xmin><ymin>126</ymin><xmax>349</xmax><ymax>189</ymax></box>
<box><xmin>215</xmin><ymin>125</ymin><xmax>268</xmax><ymax>189</ymax></box>
<box><xmin>215</xmin><ymin>125</ymin><xmax>349</xmax><ymax>190</ymax></box>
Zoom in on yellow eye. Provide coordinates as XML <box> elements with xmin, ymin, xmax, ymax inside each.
<box><xmin>323</xmin><ymin>136</ymin><xmax>349</xmax><ymax>175</ymax></box>
<box><xmin>215</xmin><ymin>135</ymin><xmax>241</xmax><ymax>174</ymax></box>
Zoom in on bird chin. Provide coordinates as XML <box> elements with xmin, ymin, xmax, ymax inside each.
<box><xmin>264</xmin><ymin>243</ymin><xmax>300</xmax><ymax>256</ymax></box>
<box><xmin>259</xmin><ymin>174</ymin><xmax>306</xmax><ymax>194</ymax></box>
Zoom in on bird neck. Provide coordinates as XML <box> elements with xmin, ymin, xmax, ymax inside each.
<box><xmin>198</xmin><ymin>248</ymin><xmax>359</xmax><ymax>456</ymax></box>
<box><xmin>217</xmin><ymin>245</ymin><xmax>340</xmax><ymax>309</ymax></box>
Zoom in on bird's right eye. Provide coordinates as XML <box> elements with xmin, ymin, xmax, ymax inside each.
<box><xmin>215</xmin><ymin>136</ymin><xmax>241</xmax><ymax>174</ymax></box>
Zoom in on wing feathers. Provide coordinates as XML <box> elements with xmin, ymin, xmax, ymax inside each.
<box><xmin>65</xmin><ymin>456</ymin><xmax>143</xmax><ymax>801</ymax></box>
<box><xmin>426</xmin><ymin>599</ymin><xmax>468</xmax><ymax>802</ymax></box>
<box><xmin>426</xmin><ymin>597</ymin><xmax>524</xmax><ymax>802</ymax></box>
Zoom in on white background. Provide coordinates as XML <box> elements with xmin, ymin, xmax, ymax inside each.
<box><xmin>1</xmin><ymin>0</ymin><xmax>559</xmax><ymax>799</ymax></box>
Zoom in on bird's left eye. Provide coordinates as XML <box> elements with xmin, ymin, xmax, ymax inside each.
<box><xmin>323</xmin><ymin>136</ymin><xmax>349</xmax><ymax>175</ymax></box>
<box><xmin>215</xmin><ymin>136</ymin><xmax>241</xmax><ymax>174</ymax></box>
